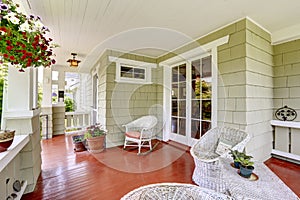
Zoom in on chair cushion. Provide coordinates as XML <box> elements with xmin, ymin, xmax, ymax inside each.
<box><xmin>215</xmin><ymin>138</ymin><xmax>234</xmax><ymax>155</ymax></box>
<box><xmin>125</xmin><ymin>131</ymin><xmax>141</xmax><ymax>139</ymax></box>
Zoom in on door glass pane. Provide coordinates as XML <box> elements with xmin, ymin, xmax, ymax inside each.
<box><xmin>190</xmin><ymin>55</ymin><xmax>212</xmax><ymax>138</ymax></box>
<box><xmin>172</xmin><ymin>67</ymin><xmax>178</xmax><ymax>82</ymax></box>
<box><xmin>172</xmin><ymin>100</ymin><xmax>178</xmax><ymax>116</ymax></box>
<box><xmin>202</xmin><ymin>100</ymin><xmax>211</xmax><ymax>120</ymax></box>
<box><xmin>191</xmin><ymin>120</ymin><xmax>200</xmax><ymax>139</ymax></box>
<box><xmin>171</xmin><ymin>117</ymin><xmax>178</xmax><ymax>133</ymax></box>
<box><xmin>172</xmin><ymin>83</ymin><xmax>178</xmax><ymax>99</ymax></box>
<box><xmin>201</xmin><ymin>121</ymin><xmax>211</xmax><ymax>136</ymax></box>
<box><xmin>178</xmin><ymin>101</ymin><xmax>186</xmax><ymax>117</ymax></box>
<box><xmin>202</xmin><ymin>56</ymin><xmax>212</xmax><ymax>78</ymax></box>
<box><xmin>191</xmin><ymin>100</ymin><xmax>200</xmax><ymax>119</ymax></box>
<box><xmin>172</xmin><ymin>64</ymin><xmax>186</xmax><ymax>136</ymax></box>
<box><xmin>179</xmin><ymin>64</ymin><xmax>186</xmax><ymax>81</ymax></box>
<box><xmin>201</xmin><ymin>80</ymin><xmax>211</xmax><ymax>99</ymax></box>
<box><xmin>179</xmin><ymin>118</ymin><xmax>186</xmax><ymax>136</ymax></box>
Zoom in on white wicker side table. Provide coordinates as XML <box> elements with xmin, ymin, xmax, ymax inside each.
<box><xmin>121</xmin><ymin>183</ymin><xmax>232</xmax><ymax>200</ymax></box>
<box><xmin>196</xmin><ymin>157</ymin><xmax>299</xmax><ymax>200</ymax></box>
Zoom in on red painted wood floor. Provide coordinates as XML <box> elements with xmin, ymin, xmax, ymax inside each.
<box><xmin>21</xmin><ymin>135</ymin><xmax>300</xmax><ymax>200</ymax></box>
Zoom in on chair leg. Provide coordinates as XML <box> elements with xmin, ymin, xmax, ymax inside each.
<box><xmin>149</xmin><ymin>140</ymin><xmax>152</xmax><ymax>150</ymax></box>
<box><xmin>123</xmin><ymin>138</ymin><xmax>127</xmax><ymax>149</ymax></box>
<box><xmin>138</xmin><ymin>142</ymin><xmax>142</xmax><ymax>155</ymax></box>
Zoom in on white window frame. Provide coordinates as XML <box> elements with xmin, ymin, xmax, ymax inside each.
<box><xmin>109</xmin><ymin>56</ymin><xmax>156</xmax><ymax>84</ymax></box>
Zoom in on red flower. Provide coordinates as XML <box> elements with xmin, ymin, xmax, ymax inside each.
<box><xmin>51</xmin><ymin>59</ymin><xmax>56</xmax><ymax>64</ymax></box>
<box><xmin>6</xmin><ymin>46</ymin><xmax>13</xmax><ymax>51</ymax></box>
<box><xmin>0</xmin><ymin>27</ymin><xmax>7</xmax><ymax>32</ymax></box>
<box><xmin>10</xmin><ymin>56</ymin><xmax>15</xmax><ymax>60</ymax></box>
<box><xmin>3</xmin><ymin>54</ymin><xmax>9</xmax><ymax>58</ymax></box>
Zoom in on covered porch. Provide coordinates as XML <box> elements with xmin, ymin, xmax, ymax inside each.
<box><xmin>1</xmin><ymin>0</ymin><xmax>300</xmax><ymax>199</ymax></box>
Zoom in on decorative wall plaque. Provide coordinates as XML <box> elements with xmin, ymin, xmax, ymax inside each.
<box><xmin>275</xmin><ymin>105</ymin><xmax>297</xmax><ymax>121</ymax></box>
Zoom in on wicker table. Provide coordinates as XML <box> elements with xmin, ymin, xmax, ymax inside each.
<box><xmin>121</xmin><ymin>183</ymin><xmax>232</xmax><ymax>200</ymax></box>
<box><xmin>196</xmin><ymin>157</ymin><xmax>299</xmax><ymax>200</ymax></box>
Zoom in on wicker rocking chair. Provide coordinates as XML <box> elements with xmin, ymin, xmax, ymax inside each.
<box><xmin>190</xmin><ymin>126</ymin><xmax>250</xmax><ymax>192</ymax></box>
<box><xmin>123</xmin><ymin>115</ymin><xmax>158</xmax><ymax>155</ymax></box>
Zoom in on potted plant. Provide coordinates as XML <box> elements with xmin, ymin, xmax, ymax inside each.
<box><xmin>84</xmin><ymin>124</ymin><xmax>107</xmax><ymax>153</ymax></box>
<box><xmin>236</xmin><ymin>153</ymin><xmax>254</xmax><ymax>178</ymax></box>
<box><xmin>71</xmin><ymin>134</ymin><xmax>86</xmax><ymax>152</ymax></box>
<box><xmin>229</xmin><ymin>149</ymin><xmax>252</xmax><ymax>169</ymax></box>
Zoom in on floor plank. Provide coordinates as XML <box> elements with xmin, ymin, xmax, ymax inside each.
<box><xmin>22</xmin><ymin>135</ymin><xmax>300</xmax><ymax>199</ymax></box>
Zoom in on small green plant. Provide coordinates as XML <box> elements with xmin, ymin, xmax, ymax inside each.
<box><xmin>230</xmin><ymin>149</ymin><xmax>254</xmax><ymax>167</ymax></box>
<box><xmin>229</xmin><ymin>149</ymin><xmax>254</xmax><ymax>169</ymax></box>
<box><xmin>72</xmin><ymin>135</ymin><xmax>84</xmax><ymax>143</ymax></box>
<box><xmin>84</xmin><ymin>125</ymin><xmax>106</xmax><ymax>139</ymax></box>
<box><xmin>237</xmin><ymin>156</ymin><xmax>254</xmax><ymax>167</ymax></box>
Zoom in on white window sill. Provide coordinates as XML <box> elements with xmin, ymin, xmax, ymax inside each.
<box><xmin>270</xmin><ymin>120</ymin><xmax>300</xmax><ymax>129</ymax></box>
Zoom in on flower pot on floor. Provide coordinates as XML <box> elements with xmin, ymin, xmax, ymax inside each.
<box><xmin>86</xmin><ymin>135</ymin><xmax>105</xmax><ymax>153</ymax></box>
<box><xmin>72</xmin><ymin>135</ymin><xmax>86</xmax><ymax>152</ymax></box>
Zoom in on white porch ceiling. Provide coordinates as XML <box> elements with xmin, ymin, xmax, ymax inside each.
<box><xmin>16</xmin><ymin>0</ymin><xmax>300</xmax><ymax>73</ymax></box>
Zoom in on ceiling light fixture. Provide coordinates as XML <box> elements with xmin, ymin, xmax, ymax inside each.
<box><xmin>67</xmin><ymin>53</ymin><xmax>81</xmax><ymax>67</ymax></box>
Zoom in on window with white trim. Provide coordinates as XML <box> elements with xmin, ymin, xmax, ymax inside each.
<box><xmin>109</xmin><ymin>56</ymin><xmax>156</xmax><ymax>84</ymax></box>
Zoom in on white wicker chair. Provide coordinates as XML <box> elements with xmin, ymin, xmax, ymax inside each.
<box><xmin>190</xmin><ymin>126</ymin><xmax>250</xmax><ymax>192</ymax></box>
<box><xmin>123</xmin><ymin>115</ymin><xmax>158</xmax><ymax>155</ymax></box>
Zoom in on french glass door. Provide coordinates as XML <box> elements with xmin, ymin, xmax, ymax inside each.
<box><xmin>171</xmin><ymin>55</ymin><xmax>212</xmax><ymax>145</ymax></box>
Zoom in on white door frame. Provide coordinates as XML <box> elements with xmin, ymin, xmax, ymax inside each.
<box><xmin>161</xmin><ymin>35</ymin><xmax>229</xmax><ymax>146</ymax></box>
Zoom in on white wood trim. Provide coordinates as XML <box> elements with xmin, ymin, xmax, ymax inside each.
<box><xmin>3</xmin><ymin>108</ymin><xmax>41</xmax><ymax>119</ymax></box>
<box><xmin>0</xmin><ymin>135</ymin><xmax>30</xmax><ymax>172</ymax></box>
<box><xmin>272</xmin><ymin>149</ymin><xmax>300</xmax><ymax>162</ymax></box>
<box><xmin>108</xmin><ymin>56</ymin><xmax>157</xmax><ymax>68</ymax></box>
<box><xmin>270</xmin><ymin>120</ymin><xmax>300</xmax><ymax>129</ymax></box>
<box><xmin>160</xmin><ymin>35</ymin><xmax>229</xmax><ymax>66</ymax></box>
<box><xmin>163</xmin><ymin>66</ymin><xmax>172</xmax><ymax>142</ymax></box>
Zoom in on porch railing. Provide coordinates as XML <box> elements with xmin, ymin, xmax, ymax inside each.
<box><xmin>65</xmin><ymin>111</ymin><xmax>90</xmax><ymax>130</ymax></box>
<box><xmin>270</xmin><ymin>120</ymin><xmax>300</xmax><ymax>163</ymax></box>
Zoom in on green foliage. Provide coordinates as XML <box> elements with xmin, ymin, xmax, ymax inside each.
<box><xmin>0</xmin><ymin>78</ymin><xmax>4</xmax><ymax>124</ymax></box>
<box><xmin>230</xmin><ymin>149</ymin><xmax>254</xmax><ymax>167</ymax></box>
<box><xmin>0</xmin><ymin>0</ymin><xmax>56</xmax><ymax>70</ymax></box>
<box><xmin>37</xmin><ymin>83</ymin><xmax>43</xmax><ymax>108</ymax></box>
<box><xmin>64</xmin><ymin>96</ymin><xmax>74</xmax><ymax>112</ymax></box>
<box><xmin>84</xmin><ymin>125</ymin><xmax>106</xmax><ymax>139</ymax></box>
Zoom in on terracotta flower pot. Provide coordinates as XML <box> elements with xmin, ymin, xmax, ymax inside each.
<box><xmin>87</xmin><ymin>135</ymin><xmax>105</xmax><ymax>153</ymax></box>
<box><xmin>0</xmin><ymin>130</ymin><xmax>15</xmax><ymax>152</ymax></box>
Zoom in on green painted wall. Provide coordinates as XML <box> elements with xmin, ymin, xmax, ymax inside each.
<box><xmin>274</xmin><ymin>39</ymin><xmax>300</xmax><ymax>121</ymax></box>
<box><xmin>94</xmin><ymin>50</ymin><xmax>162</xmax><ymax>147</ymax></box>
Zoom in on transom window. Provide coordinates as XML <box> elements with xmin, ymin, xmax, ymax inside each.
<box><xmin>109</xmin><ymin>56</ymin><xmax>156</xmax><ymax>84</ymax></box>
<box><xmin>120</xmin><ymin>65</ymin><xmax>145</xmax><ymax>80</ymax></box>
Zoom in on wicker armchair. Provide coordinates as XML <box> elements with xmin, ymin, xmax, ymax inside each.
<box><xmin>190</xmin><ymin>126</ymin><xmax>250</xmax><ymax>192</ymax></box>
<box><xmin>123</xmin><ymin>115</ymin><xmax>158</xmax><ymax>155</ymax></box>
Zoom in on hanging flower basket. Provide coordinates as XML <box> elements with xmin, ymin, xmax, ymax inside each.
<box><xmin>0</xmin><ymin>0</ymin><xmax>57</xmax><ymax>72</ymax></box>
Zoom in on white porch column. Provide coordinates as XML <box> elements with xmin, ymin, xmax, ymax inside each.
<box><xmin>6</xmin><ymin>67</ymin><xmax>34</xmax><ymax>112</ymax></box>
<box><xmin>58</xmin><ymin>70</ymin><xmax>65</xmax><ymax>103</ymax></box>
<box><xmin>1</xmin><ymin>66</ymin><xmax>42</xmax><ymax>194</ymax></box>
<box><xmin>41</xmin><ymin>67</ymin><xmax>53</xmax><ymax>139</ymax></box>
